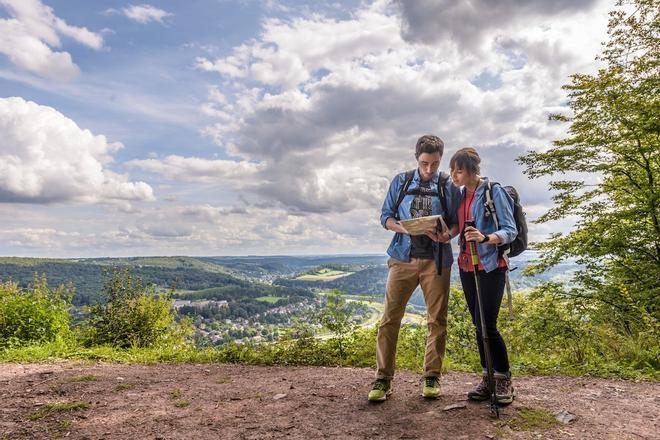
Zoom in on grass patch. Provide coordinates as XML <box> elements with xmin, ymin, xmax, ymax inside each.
<box><xmin>115</xmin><ymin>382</ymin><xmax>135</xmax><ymax>391</ymax></box>
<box><xmin>70</xmin><ymin>374</ymin><xmax>97</xmax><ymax>382</ymax></box>
<box><xmin>173</xmin><ymin>399</ymin><xmax>191</xmax><ymax>408</ymax></box>
<box><xmin>499</xmin><ymin>407</ymin><xmax>559</xmax><ymax>432</ymax></box>
<box><xmin>58</xmin><ymin>419</ymin><xmax>72</xmax><ymax>431</ymax></box>
<box><xmin>29</xmin><ymin>401</ymin><xmax>90</xmax><ymax>421</ymax></box>
<box><xmin>296</xmin><ymin>268</ymin><xmax>353</xmax><ymax>281</ymax></box>
<box><xmin>169</xmin><ymin>388</ymin><xmax>190</xmax><ymax>407</ymax></box>
<box><xmin>254</xmin><ymin>296</ymin><xmax>285</xmax><ymax>304</ymax></box>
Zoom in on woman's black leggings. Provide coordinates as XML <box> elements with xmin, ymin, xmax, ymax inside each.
<box><xmin>459</xmin><ymin>268</ymin><xmax>510</xmax><ymax>374</ymax></box>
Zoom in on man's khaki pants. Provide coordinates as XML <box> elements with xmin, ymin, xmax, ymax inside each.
<box><xmin>375</xmin><ymin>257</ymin><xmax>451</xmax><ymax>380</ymax></box>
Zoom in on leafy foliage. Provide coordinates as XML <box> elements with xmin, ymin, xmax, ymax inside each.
<box><xmin>316</xmin><ymin>290</ymin><xmax>358</xmax><ymax>362</ymax></box>
<box><xmin>517</xmin><ymin>0</ymin><xmax>659</xmax><ymax>338</ymax></box>
<box><xmin>0</xmin><ymin>275</ymin><xmax>72</xmax><ymax>348</ymax></box>
<box><xmin>80</xmin><ymin>269</ymin><xmax>191</xmax><ymax>349</ymax></box>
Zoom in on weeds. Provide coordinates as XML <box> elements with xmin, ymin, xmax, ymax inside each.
<box><xmin>29</xmin><ymin>401</ymin><xmax>90</xmax><ymax>421</ymax></box>
<box><xmin>498</xmin><ymin>407</ymin><xmax>559</xmax><ymax>432</ymax></box>
<box><xmin>70</xmin><ymin>374</ymin><xmax>97</xmax><ymax>382</ymax></box>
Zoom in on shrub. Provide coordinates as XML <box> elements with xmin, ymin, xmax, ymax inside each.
<box><xmin>80</xmin><ymin>268</ymin><xmax>191</xmax><ymax>348</ymax></box>
<box><xmin>0</xmin><ymin>275</ymin><xmax>72</xmax><ymax>348</ymax></box>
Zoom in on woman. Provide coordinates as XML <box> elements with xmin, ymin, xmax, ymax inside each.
<box><xmin>450</xmin><ymin>147</ymin><xmax>517</xmax><ymax>404</ymax></box>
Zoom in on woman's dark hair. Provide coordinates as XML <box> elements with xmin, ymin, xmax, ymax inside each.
<box><xmin>449</xmin><ymin>147</ymin><xmax>481</xmax><ymax>175</ymax></box>
<box><xmin>415</xmin><ymin>135</ymin><xmax>444</xmax><ymax>159</ymax></box>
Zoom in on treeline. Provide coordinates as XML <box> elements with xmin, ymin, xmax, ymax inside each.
<box><xmin>0</xmin><ymin>271</ymin><xmax>657</xmax><ymax>379</ymax></box>
<box><xmin>178</xmin><ymin>296</ymin><xmax>309</xmax><ymax>322</ymax></box>
<box><xmin>173</xmin><ymin>284</ymin><xmax>312</xmax><ymax>301</ymax></box>
<box><xmin>204</xmin><ymin>255</ymin><xmax>386</xmax><ymax>277</ymax></box>
<box><xmin>0</xmin><ymin>262</ymin><xmax>310</xmax><ymax>305</ymax></box>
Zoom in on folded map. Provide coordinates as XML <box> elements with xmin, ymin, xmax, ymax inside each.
<box><xmin>399</xmin><ymin>215</ymin><xmax>447</xmax><ymax>236</ymax></box>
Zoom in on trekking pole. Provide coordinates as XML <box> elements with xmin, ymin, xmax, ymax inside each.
<box><xmin>465</xmin><ymin>222</ymin><xmax>499</xmax><ymax>418</ymax></box>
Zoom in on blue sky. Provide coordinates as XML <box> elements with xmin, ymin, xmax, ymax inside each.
<box><xmin>0</xmin><ymin>0</ymin><xmax>613</xmax><ymax>257</ymax></box>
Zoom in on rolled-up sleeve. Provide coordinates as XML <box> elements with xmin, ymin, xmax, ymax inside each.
<box><xmin>492</xmin><ymin>185</ymin><xmax>517</xmax><ymax>244</ymax></box>
<box><xmin>380</xmin><ymin>174</ymin><xmax>401</xmax><ymax>228</ymax></box>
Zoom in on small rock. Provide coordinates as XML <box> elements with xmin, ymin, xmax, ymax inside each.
<box><xmin>556</xmin><ymin>410</ymin><xmax>577</xmax><ymax>424</ymax></box>
<box><xmin>443</xmin><ymin>402</ymin><xmax>468</xmax><ymax>411</ymax></box>
<box><xmin>116</xmin><ymin>377</ymin><xmax>125</xmax><ymax>381</ymax></box>
<box><xmin>289</xmin><ymin>385</ymin><xmax>295</xmax><ymax>389</ymax></box>
<box><xmin>273</xmin><ymin>393</ymin><xmax>287</xmax><ymax>400</ymax></box>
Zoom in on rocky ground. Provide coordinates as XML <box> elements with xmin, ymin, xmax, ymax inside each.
<box><xmin>1</xmin><ymin>362</ymin><xmax>657</xmax><ymax>439</ymax></box>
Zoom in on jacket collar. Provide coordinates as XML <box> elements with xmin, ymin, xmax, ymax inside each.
<box><xmin>413</xmin><ymin>168</ymin><xmax>440</xmax><ymax>184</ymax></box>
<box><xmin>460</xmin><ymin>176</ymin><xmax>490</xmax><ymax>196</ymax></box>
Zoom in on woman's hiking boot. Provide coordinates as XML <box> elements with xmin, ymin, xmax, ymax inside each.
<box><xmin>368</xmin><ymin>379</ymin><xmax>392</xmax><ymax>402</ymax></box>
<box><xmin>467</xmin><ymin>375</ymin><xmax>489</xmax><ymax>401</ymax></box>
<box><xmin>421</xmin><ymin>376</ymin><xmax>441</xmax><ymax>399</ymax></box>
<box><xmin>495</xmin><ymin>376</ymin><xmax>515</xmax><ymax>405</ymax></box>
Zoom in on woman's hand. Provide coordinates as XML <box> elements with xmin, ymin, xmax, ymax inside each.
<box><xmin>464</xmin><ymin>226</ymin><xmax>486</xmax><ymax>243</ymax></box>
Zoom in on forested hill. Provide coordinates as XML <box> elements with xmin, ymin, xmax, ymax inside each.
<box><xmin>0</xmin><ymin>252</ymin><xmax>579</xmax><ymax>306</ymax></box>
<box><xmin>274</xmin><ymin>250</ymin><xmax>579</xmax><ymax>297</ymax></box>
<box><xmin>0</xmin><ymin>256</ymin><xmax>311</xmax><ymax>305</ymax></box>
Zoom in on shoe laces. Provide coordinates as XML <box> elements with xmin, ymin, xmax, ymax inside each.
<box><xmin>424</xmin><ymin>377</ymin><xmax>438</xmax><ymax>388</ymax></box>
<box><xmin>372</xmin><ymin>380</ymin><xmax>388</xmax><ymax>391</ymax></box>
<box><xmin>476</xmin><ymin>376</ymin><xmax>489</xmax><ymax>392</ymax></box>
<box><xmin>496</xmin><ymin>377</ymin><xmax>511</xmax><ymax>394</ymax></box>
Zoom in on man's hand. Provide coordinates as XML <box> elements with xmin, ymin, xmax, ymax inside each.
<box><xmin>386</xmin><ymin>217</ymin><xmax>409</xmax><ymax>235</ymax></box>
<box><xmin>424</xmin><ymin>230</ymin><xmax>451</xmax><ymax>242</ymax></box>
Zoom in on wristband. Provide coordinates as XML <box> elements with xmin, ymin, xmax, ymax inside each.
<box><xmin>479</xmin><ymin>234</ymin><xmax>490</xmax><ymax>243</ymax></box>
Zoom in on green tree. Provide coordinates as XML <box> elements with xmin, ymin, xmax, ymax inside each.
<box><xmin>0</xmin><ymin>275</ymin><xmax>73</xmax><ymax>348</ymax></box>
<box><xmin>317</xmin><ymin>289</ymin><xmax>357</xmax><ymax>362</ymax></box>
<box><xmin>81</xmin><ymin>268</ymin><xmax>191</xmax><ymax>348</ymax></box>
<box><xmin>518</xmin><ymin>0</ymin><xmax>659</xmax><ymax>337</ymax></box>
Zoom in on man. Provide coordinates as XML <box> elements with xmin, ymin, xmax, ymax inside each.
<box><xmin>368</xmin><ymin>134</ymin><xmax>459</xmax><ymax>401</ymax></box>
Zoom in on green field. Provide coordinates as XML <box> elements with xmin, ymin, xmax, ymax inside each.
<box><xmin>295</xmin><ymin>268</ymin><xmax>353</xmax><ymax>281</ymax></box>
<box><xmin>255</xmin><ymin>296</ymin><xmax>286</xmax><ymax>303</ymax></box>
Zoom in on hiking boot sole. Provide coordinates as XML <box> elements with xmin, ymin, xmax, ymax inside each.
<box><xmin>496</xmin><ymin>391</ymin><xmax>515</xmax><ymax>405</ymax></box>
<box><xmin>421</xmin><ymin>390</ymin><xmax>440</xmax><ymax>399</ymax></box>
<box><xmin>467</xmin><ymin>392</ymin><xmax>489</xmax><ymax>401</ymax></box>
<box><xmin>368</xmin><ymin>389</ymin><xmax>393</xmax><ymax>402</ymax></box>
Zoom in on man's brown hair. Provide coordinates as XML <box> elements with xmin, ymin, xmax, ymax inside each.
<box><xmin>449</xmin><ymin>147</ymin><xmax>481</xmax><ymax>175</ymax></box>
<box><xmin>415</xmin><ymin>135</ymin><xmax>444</xmax><ymax>159</ymax></box>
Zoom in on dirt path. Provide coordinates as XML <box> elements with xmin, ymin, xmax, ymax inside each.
<box><xmin>1</xmin><ymin>363</ymin><xmax>657</xmax><ymax>439</ymax></box>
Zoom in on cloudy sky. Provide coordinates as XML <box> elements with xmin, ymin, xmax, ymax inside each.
<box><xmin>0</xmin><ymin>0</ymin><xmax>613</xmax><ymax>257</ymax></box>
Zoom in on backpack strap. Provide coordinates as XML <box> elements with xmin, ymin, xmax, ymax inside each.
<box><xmin>393</xmin><ymin>170</ymin><xmax>415</xmax><ymax>220</ymax></box>
<box><xmin>437</xmin><ymin>172</ymin><xmax>449</xmax><ymax>217</ymax></box>
<box><xmin>394</xmin><ymin>170</ymin><xmax>448</xmax><ymax>221</ymax></box>
<box><xmin>485</xmin><ymin>181</ymin><xmax>514</xmax><ymax>319</ymax></box>
<box><xmin>485</xmin><ymin>181</ymin><xmax>499</xmax><ymax>230</ymax></box>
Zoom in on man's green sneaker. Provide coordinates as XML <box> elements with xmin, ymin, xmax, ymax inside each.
<box><xmin>368</xmin><ymin>379</ymin><xmax>392</xmax><ymax>401</ymax></box>
<box><xmin>422</xmin><ymin>376</ymin><xmax>441</xmax><ymax>399</ymax></box>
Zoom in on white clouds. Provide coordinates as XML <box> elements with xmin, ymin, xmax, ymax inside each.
<box><xmin>0</xmin><ymin>97</ymin><xmax>154</xmax><ymax>205</ymax></box>
<box><xmin>190</xmin><ymin>0</ymin><xmax>611</xmax><ymax>216</ymax></box>
<box><xmin>120</xmin><ymin>4</ymin><xmax>173</xmax><ymax>24</ymax></box>
<box><xmin>394</xmin><ymin>0</ymin><xmax>600</xmax><ymax>51</ymax></box>
<box><xmin>0</xmin><ymin>202</ymin><xmax>391</xmax><ymax>257</ymax></box>
<box><xmin>0</xmin><ymin>0</ymin><xmax>103</xmax><ymax>80</ymax></box>
<box><xmin>126</xmin><ymin>155</ymin><xmax>266</xmax><ymax>184</ymax></box>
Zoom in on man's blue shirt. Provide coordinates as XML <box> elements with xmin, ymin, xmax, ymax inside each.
<box><xmin>380</xmin><ymin>169</ymin><xmax>460</xmax><ymax>266</ymax></box>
